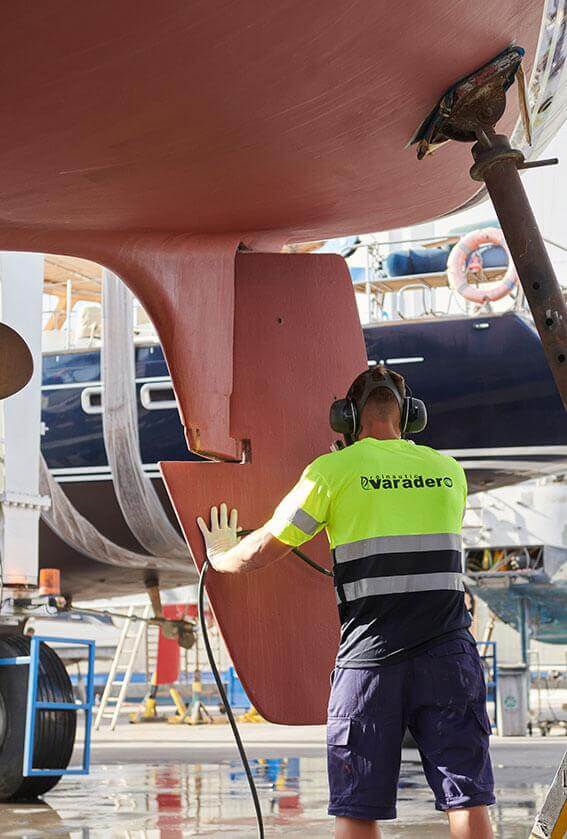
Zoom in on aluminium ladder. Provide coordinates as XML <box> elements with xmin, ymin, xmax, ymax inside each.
<box><xmin>145</xmin><ymin>619</ymin><xmax>160</xmax><ymax>685</ymax></box>
<box><xmin>95</xmin><ymin>605</ymin><xmax>151</xmax><ymax>730</ymax></box>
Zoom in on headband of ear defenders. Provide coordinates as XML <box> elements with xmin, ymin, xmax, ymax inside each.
<box><xmin>329</xmin><ymin>366</ymin><xmax>427</xmax><ymax>444</ymax></box>
<box><xmin>347</xmin><ymin>367</ymin><xmax>404</xmax><ymax>414</ymax></box>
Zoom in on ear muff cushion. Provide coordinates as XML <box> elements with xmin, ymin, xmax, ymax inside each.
<box><xmin>401</xmin><ymin>398</ymin><xmax>410</xmax><ymax>432</ymax></box>
<box><xmin>349</xmin><ymin>400</ymin><xmax>359</xmax><ymax>439</ymax></box>
<box><xmin>329</xmin><ymin>399</ymin><xmax>357</xmax><ymax>435</ymax></box>
<box><xmin>405</xmin><ymin>398</ymin><xmax>427</xmax><ymax>434</ymax></box>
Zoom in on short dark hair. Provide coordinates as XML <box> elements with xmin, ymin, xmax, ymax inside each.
<box><xmin>363</xmin><ymin>366</ymin><xmax>405</xmax><ymax>424</ymax></box>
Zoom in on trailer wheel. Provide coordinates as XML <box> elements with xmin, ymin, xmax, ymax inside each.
<box><xmin>0</xmin><ymin>635</ymin><xmax>76</xmax><ymax>800</ymax></box>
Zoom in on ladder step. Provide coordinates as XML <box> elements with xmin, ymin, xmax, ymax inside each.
<box><xmin>97</xmin><ymin>610</ymin><xmax>153</xmax><ymax>721</ymax></box>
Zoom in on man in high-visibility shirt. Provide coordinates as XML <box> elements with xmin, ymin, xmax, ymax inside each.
<box><xmin>198</xmin><ymin>366</ymin><xmax>495</xmax><ymax>839</ymax></box>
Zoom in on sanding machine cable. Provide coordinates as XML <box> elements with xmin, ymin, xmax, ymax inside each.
<box><xmin>198</xmin><ymin>541</ymin><xmax>332</xmax><ymax>839</ymax></box>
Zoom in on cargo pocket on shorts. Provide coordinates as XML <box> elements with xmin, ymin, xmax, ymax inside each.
<box><xmin>471</xmin><ymin>701</ymin><xmax>492</xmax><ymax>736</ymax></box>
<box><xmin>427</xmin><ymin>641</ymin><xmax>485</xmax><ymax>706</ymax></box>
<box><xmin>327</xmin><ymin>717</ymin><xmax>354</xmax><ymax>799</ymax></box>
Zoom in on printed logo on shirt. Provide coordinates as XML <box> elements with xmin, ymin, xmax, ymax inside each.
<box><xmin>360</xmin><ymin>474</ymin><xmax>453</xmax><ymax>491</ymax></box>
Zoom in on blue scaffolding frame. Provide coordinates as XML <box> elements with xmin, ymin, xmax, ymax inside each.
<box><xmin>0</xmin><ymin>634</ymin><xmax>95</xmax><ymax>777</ymax></box>
<box><xmin>477</xmin><ymin>640</ymin><xmax>498</xmax><ymax>730</ymax></box>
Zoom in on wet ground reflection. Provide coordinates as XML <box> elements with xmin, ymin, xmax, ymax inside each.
<box><xmin>0</xmin><ymin>753</ymin><xmax>549</xmax><ymax>837</ymax></box>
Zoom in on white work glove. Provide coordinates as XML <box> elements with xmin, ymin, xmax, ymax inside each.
<box><xmin>197</xmin><ymin>503</ymin><xmax>239</xmax><ymax>570</ymax></box>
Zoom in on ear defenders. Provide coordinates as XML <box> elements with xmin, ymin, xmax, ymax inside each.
<box><xmin>329</xmin><ymin>367</ymin><xmax>427</xmax><ymax>445</ymax></box>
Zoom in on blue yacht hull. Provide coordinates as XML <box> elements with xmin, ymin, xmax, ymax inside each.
<box><xmin>40</xmin><ymin>312</ymin><xmax>567</xmax><ymax>598</ymax></box>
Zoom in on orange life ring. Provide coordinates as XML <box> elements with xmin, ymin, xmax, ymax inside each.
<box><xmin>447</xmin><ymin>227</ymin><xmax>518</xmax><ymax>303</ymax></box>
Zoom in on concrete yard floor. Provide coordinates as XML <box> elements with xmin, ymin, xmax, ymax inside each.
<box><xmin>1</xmin><ymin>721</ymin><xmax>565</xmax><ymax>837</ymax></box>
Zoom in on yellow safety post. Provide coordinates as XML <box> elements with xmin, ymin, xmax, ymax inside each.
<box><xmin>129</xmin><ymin>671</ymin><xmax>166</xmax><ymax>723</ymax></box>
<box><xmin>187</xmin><ymin>667</ymin><xmax>214</xmax><ymax>725</ymax></box>
<box><xmin>167</xmin><ymin>687</ymin><xmax>190</xmax><ymax>724</ymax></box>
<box><xmin>237</xmin><ymin>706</ymin><xmax>265</xmax><ymax>723</ymax></box>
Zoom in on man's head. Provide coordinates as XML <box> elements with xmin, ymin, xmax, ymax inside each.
<box><xmin>329</xmin><ymin>366</ymin><xmax>426</xmax><ymax>444</ymax></box>
<box><xmin>349</xmin><ymin>366</ymin><xmax>405</xmax><ymax>440</ymax></box>
<box><xmin>330</xmin><ymin>366</ymin><xmax>407</xmax><ymax>444</ymax></box>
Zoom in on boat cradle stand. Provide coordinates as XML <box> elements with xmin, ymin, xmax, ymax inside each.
<box><xmin>414</xmin><ymin>45</ymin><xmax>567</xmax><ymax>411</ymax></box>
<box><xmin>415</xmin><ymin>47</ymin><xmax>567</xmax><ymax>837</ymax></box>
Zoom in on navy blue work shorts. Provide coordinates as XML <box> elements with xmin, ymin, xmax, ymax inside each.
<box><xmin>327</xmin><ymin>639</ymin><xmax>495</xmax><ymax>821</ymax></box>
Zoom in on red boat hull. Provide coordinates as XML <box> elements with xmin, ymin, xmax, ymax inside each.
<box><xmin>0</xmin><ymin>2</ymin><xmax>546</xmax><ymax>721</ymax></box>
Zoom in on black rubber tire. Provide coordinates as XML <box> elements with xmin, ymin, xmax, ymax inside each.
<box><xmin>0</xmin><ymin>635</ymin><xmax>76</xmax><ymax>800</ymax></box>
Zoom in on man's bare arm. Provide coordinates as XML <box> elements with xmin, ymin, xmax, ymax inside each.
<box><xmin>212</xmin><ymin>525</ymin><xmax>291</xmax><ymax>573</ymax></box>
<box><xmin>197</xmin><ymin>504</ymin><xmax>292</xmax><ymax>574</ymax></box>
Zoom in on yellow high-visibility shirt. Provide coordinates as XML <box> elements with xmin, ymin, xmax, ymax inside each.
<box><xmin>268</xmin><ymin>438</ymin><xmax>471</xmax><ymax>667</ymax></box>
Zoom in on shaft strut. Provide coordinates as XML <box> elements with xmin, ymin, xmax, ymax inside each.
<box><xmin>414</xmin><ymin>48</ymin><xmax>567</xmax><ymax>411</ymax></box>
<box><xmin>471</xmin><ymin>132</ymin><xmax>567</xmax><ymax>410</ymax></box>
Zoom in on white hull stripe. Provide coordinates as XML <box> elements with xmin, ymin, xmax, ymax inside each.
<box><xmin>42</xmin><ymin>375</ymin><xmax>171</xmax><ymax>391</ymax></box>
<box><xmin>458</xmin><ymin>459</ymin><xmax>566</xmax><ymax>472</ymax></box>
<box><xmin>51</xmin><ymin>464</ymin><xmax>161</xmax><ymax>483</ymax></box>
<box><xmin>289</xmin><ymin>508</ymin><xmax>321</xmax><ymax>535</ymax></box>
<box><xmin>339</xmin><ymin>572</ymin><xmax>464</xmax><ymax>602</ymax></box>
<box><xmin>441</xmin><ymin>446</ymin><xmax>567</xmax><ymax>457</ymax></box>
<box><xmin>334</xmin><ymin>533</ymin><xmax>462</xmax><ymax>564</ymax></box>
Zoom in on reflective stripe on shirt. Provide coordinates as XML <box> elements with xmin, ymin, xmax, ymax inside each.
<box><xmin>337</xmin><ymin>571</ymin><xmax>464</xmax><ymax>603</ymax></box>
<box><xmin>289</xmin><ymin>507</ymin><xmax>321</xmax><ymax>535</ymax></box>
<box><xmin>334</xmin><ymin>532</ymin><xmax>462</xmax><ymax>563</ymax></box>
